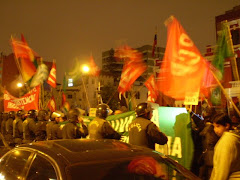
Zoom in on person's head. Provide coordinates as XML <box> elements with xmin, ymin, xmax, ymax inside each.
<box><xmin>27</xmin><ymin>109</ymin><xmax>37</xmax><ymax>119</ymax></box>
<box><xmin>37</xmin><ymin>110</ymin><xmax>50</xmax><ymax>121</ymax></box>
<box><xmin>135</xmin><ymin>102</ymin><xmax>153</xmax><ymax>120</ymax></box>
<box><xmin>68</xmin><ymin>108</ymin><xmax>81</xmax><ymax>123</ymax></box>
<box><xmin>16</xmin><ymin>110</ymin><xmax>26</xmax><ymax>120</ymax></box>
<box><xmin>51</xmin><ymin>111</ymin><xmax>64</xmax><ymax>123</ymax></box>
<box><xmin>96</xmin><ymin>104</ymin><xmax>110</xmax><ymax>119</ymax></box>
<box><xmin>213</xmin><ymin>113</ymin><xmax>232</xmax><ymax>137</ymax></box>
<box><xmin>8</xmin><ymin>111</ymin><xmax>15</xmax><ymax>119</ymax></box>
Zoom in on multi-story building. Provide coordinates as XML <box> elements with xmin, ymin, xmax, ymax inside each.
<box><xmin>204</xmin><ymin>5</ymin><xmax>240</xmax><ymax>109</ymax></box>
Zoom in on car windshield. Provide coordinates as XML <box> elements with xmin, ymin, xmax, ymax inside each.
<box><xmin>67</xmin><ymin>155</ymin><xmax>198</xmax><ymax>180</ymax></box>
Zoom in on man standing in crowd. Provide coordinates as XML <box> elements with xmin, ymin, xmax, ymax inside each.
<box><xmin>210</xmin><ymin>113</ymin><xmax>240</xmax><ymax>180</ymax></box>
<box><xmin>47</xmin><ymin>110</ymin><xmax>64</xmax><ymax>140</ymax></box>
<box><xmin>62</xmin><ymin>108</ymin><xmax>88</xmax><ymax>139</ymax></box>
<box><xmin>88</xmin><ymin>103</ymin><xmax>121</xmax><ymax>140</ymax></box>
<box><xmin>5</xmin><ymin>111</ymin><xmax>15</xmax><ymax>145</ymax></box>
<box><xmin>128</xmin><ymin>102</ymin><xmax>168</xmax><ymax>150</ymax></box>
<box><xmin>1</xmin><ymin>112</ymin><xmax>8</xmax><ymax>137</ymax></box>
<box><xmin>35</xmin><ymin>110</ymin><xmax>50</xmax><ymax>141</ymax></box>
<box><xmin>23</xmin><ymin>109</ymin><xmax>37</xmax><ymax>144</ymax></box>
<box><xmin>13</xmin><ymin>110</ymin><xmax>25</xmax><ymax>145</ymax></box>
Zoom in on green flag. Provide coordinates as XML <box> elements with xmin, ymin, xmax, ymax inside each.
<box><xmin>212</xmin><ymin>21</ymin><xmax>234</xmax><ymax>79</ymax></box>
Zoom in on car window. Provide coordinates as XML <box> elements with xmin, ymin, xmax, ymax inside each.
<box><xmin>68</xmin><ymin>156</ymin><xmax>168</xmax><ymax>180</ymax></box>
<box><xmin>27</xmin><ymin>154</ymin><xmax>57</xmax><ymax>180</ymax></box>
<box><xmin>0</xmin><ymin>150</ymin><xmax>32</xmax><ymax>179</ymax></box>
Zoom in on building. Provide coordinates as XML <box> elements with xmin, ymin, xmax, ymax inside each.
<box><xmin>204</xmin><ymin>5</ymin><xmax>240</xmax><ymax>110</ymax></box>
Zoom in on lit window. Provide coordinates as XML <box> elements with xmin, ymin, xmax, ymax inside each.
<box><xmin>68</xmin><ymin>78</ymin><xmax>73</xmax><ymax>87</ymax></box>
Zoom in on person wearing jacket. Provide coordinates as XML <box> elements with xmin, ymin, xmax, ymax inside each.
<box><xmin>210</xmin><ymin>113</ymin><xmax>240</xmax><ymax>180</ymax></box>
<box><xmin>88</xmin><ymin>104</ymin><xmax>121</xmax><ymax>140</ymax></box>
<box><xmin>62</xmin><ymin>108</ymin><xmax>88</xmax><ymax>139</ymax></box>
<box><xmin>35</xmin><ymin>110</ymin><xmax>49</xmax><ymax>141</ymax></box>
<box><xmin>13</xmin><ymin>110</ymin><xmax>25</xmax><ymax>145</ymax></box>
<box><xmin>128</xmin><ymin>102</ymin><xmax>168</xmax><ymax>150</ymax></box>
<box><xmin>22</xmin><ymin>110</ymin><xmax>37</xmax><ymax>144</ymax></box>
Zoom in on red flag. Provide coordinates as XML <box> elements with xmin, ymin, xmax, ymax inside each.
<box><xmin>115</xmin><ymin>45</ymin><xmax>147</xmax><ymax>94</ymax></box>
<box><xmin>152</xmin><ymin>34</ymin><xmax>157</xmax><ymax>58</ymax></box>
<box><xmin>145</xmin><ymin>74</ymin><xmax>158</xmax><ymax>102</ymax></box>
<box><xmin>47</xmin><ymin>96</ymin><xmax>56</xmax><ymax>112</ymax></box>
<box><xmin>47</xmin><ymin>61</ymin><xmax>57</xmax><ymax>88</ymax></box>
<box><xmin>89</xmin><ymin>56</ymin><xmax>100</xmax><ymax>76</ymax></box>
<box><xmin>62</xmin><ymin>92</ymin><xmax>66</xmax><ymax>106</ymax></box>
<box><xmin>158</xmin><ymin>16</ymin><xmax>207</xmax><ymax>100</ymax></box>
<box><xmin>11</xmin><ymin>36</ymin><xmax>37</xmax><ymax>82</ymax></box>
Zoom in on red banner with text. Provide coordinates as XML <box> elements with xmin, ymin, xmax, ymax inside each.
<box><xmin>4</xmin><ymin>85</ymin><xmax>40</xmax><ymax>112</ymax></box>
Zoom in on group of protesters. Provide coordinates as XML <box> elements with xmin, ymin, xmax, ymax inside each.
<box><xmin>0</xmin><ymin>101</ymin><xmax>239</xmax><ymax>179</ymax></box>
<box><xmin>190</xmin><ymin>101</ymin><xmax>240</xmax><ymax>180</ymax></box>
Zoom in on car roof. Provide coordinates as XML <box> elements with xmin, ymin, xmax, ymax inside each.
<box><xmin>17</xmin><ymin>139</ymin><xmax>163</xmax><ymax>164</ymax></box>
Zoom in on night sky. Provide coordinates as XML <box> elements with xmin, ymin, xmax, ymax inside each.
<box><xmin>1</xmin><ymin>0</ymin><xmax>239</xmax><ymax>83</ymax></box>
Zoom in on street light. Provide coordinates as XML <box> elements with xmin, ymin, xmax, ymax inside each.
<box><xmin>17</xmin><ymin>82</ymin><xmax>23</xmax><ymax>88</ymax></box>
<box><xmin>82</xmin><ymin>64</ymin><xmax>90</xmax><ymax>73</ymax></box>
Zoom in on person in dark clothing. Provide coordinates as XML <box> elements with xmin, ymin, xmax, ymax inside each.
<box><xmin>128</xmin><ymin>102</ymin><xmax>168</xmax><ymax>150</ymax></box>
<box><xmin>35</xmin><ymin>110</ymin><xmax>49</xmax><ymax>141</ymax></box>
<box><xmin>88</xmin><ymin>104</ymin><xmax>121</xmax><ymax>140</ymax></box>
<box><xmin>1</xmin><ymin>112</ymin><xmax>8</xmax><ymax>137</ymax></box>
<box><xmin>47</xmin><ymin>111</ymin><xmax>64</xmax><ymax>140</ymax></box>
<box><xmin>62</xmin><ymin>108</ymin><xmax>88</xmax><ymax>139</ymax></box>
<box><xmin>22</xmin><ymin>109</ymin><xmax>37</xmax><ymax>144</ymax></box>
<box><xmin>5</xmin><ymin>111</ymin><xmax>15</xmax><ymax>145</ymax></box>
<box><xmin>13</xmin><ymin>110</ymin><xmax>25</xmax><ymax>145</ymax></box>
<box><xmin>190</xmin><ymin>106</ymin><xmax>219</xmax><ymax>180</ymax></box>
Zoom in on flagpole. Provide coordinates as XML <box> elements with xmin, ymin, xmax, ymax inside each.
<box><xmin>210</xmin><ymin>69</ymin><xmax>240</xmax><ymax>116</ymax></box>
<box><xmin>81</xmin><ymin>75</ymin><xmax>91</xmax><ymax>110</ymax></box>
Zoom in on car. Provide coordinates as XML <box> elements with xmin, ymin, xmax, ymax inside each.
<box><xmin>0</xmin><ymin>139</ymin><xmax>200</xmax><ymax>180</ymax></box>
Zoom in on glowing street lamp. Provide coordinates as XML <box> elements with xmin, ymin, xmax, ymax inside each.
<box><xmin>17</xmin><ymin>82</ymin><xmax>23</xmax><ymax>88</ymax></box>
<box><xmin>82</xmin><ymin>64</ymin><xmax>90</xmax><ymax>73</ymax></box>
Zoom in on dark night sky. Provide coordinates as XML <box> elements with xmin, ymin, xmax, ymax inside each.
<box><xmin>1</xmin><ymin>0</ymin><xmax>240</xmax><ymax>83</ymax></box>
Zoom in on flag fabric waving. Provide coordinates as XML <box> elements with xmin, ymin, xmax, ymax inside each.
<box><xmin>11</xmin><ymin>36</ymin><xmax>37</xmax><ymax>82</ymax></box>
<box><xmin>47</xmin><ymin>96</ymin><xmax>56</xmax><ymax>112</ymax></box>
<box><xmin>115</xmin><ymin>45</ymin><xmax>147</xmax><ymax>94</ymax></box>
<box><xmin>145</xmin><ymin>74</ymin><xmax>158</xmax><ymax>102</ymax></box>
<box><xmin>152</xmin><ymin>34</ymin><xmax>157</xmax><ymax>58</ymax></box>
<box><xmin>212</xmin><ymin>21</ymin><xmax>235</xmax><ymax>80</ymax></box>
<box><xmin>47</xmin><ymin>61</ymin><xmax>57</xmax><ymax>88</ymax></box>
<box><xmin>158</xmin><ymin>16</ymin><xmax>207</xmax><ymax>100</ymax></box>
<box><xmin>89</xmin><ymin>55</ymin><xmax>100</xmax><ymax>76</ymax></box>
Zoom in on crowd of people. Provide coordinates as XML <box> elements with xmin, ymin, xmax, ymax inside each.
<box><xmin>190</xmin><ymin>102</ymin><xmax>240</xmax><ymax>180</ymax></box>
<box><xmin>0</xmin><ymin>101</ymin><xmax>239</xmax><ymax>179</ymax></box>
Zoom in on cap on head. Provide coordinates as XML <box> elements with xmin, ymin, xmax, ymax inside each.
<box><xmin>28</xmin><ymin>109</ymin><xmax>37</xmax><ymax>118</ymax></box>
<box><xmin>135</xmin><ymin>102</ymin><xmax>153</xmax><ymax>117</ymax></box>
<box><xmin>68</xmin><ymin>108</ymin><xmax>81</xmax><ymax>121</ymax></box>
<box><xmin>96</xmin><ymin>104</ymin><xmax>110</xmax><ymax>119</ymax></box>
<box><xmin>8</xmin><ymin>111</ymin><xmax>16</xmax><ymax>118</ymax></box>
<box><xmin>37</xmin><ymin>110</ymin><xmax>49</xmax><ymax>121</ymax></box>
<box><xmin>16</xmin><ymin>110</ymin><xmax>26</xmax><ymax>117</ymax></box>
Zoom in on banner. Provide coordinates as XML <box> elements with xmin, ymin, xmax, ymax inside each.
<box><xmin>4</xmin><ymin>85</ymin><xmax>40</xmax><ymax>111</ymax></box>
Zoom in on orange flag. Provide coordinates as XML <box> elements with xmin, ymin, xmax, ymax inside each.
<box><xmin>47</xmin><ymin>61</ymin><xmax>57</xmax><ymax>88</ymax></box>
<box><xmin>145</xmin><ymin>74</ymin><xmax>158</xmax><ymax>102</ymax></box>
<box><xmin>158</xmin><ymin>16</ymin><xmax>207</xmax><ymax>100</ymax></box>
<box><xmin>11</xmin><ymin>36</ymin><xmax>37</xmax><ymax>82</ymax></box>
<box><xmin>89</xmin><ymin>55</ymin><xmax>100</xmax><ymax>76</ymax></box>
<box><xmin>115</xmin><ymin>45</ymin><xmax>147</xmax><ymax>94</ymax></box>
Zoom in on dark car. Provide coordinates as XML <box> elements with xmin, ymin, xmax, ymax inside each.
<box><xmin>0</xmin><ymin>139</ymin><xmax>200</xmax><ymax>180</ymax></box>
